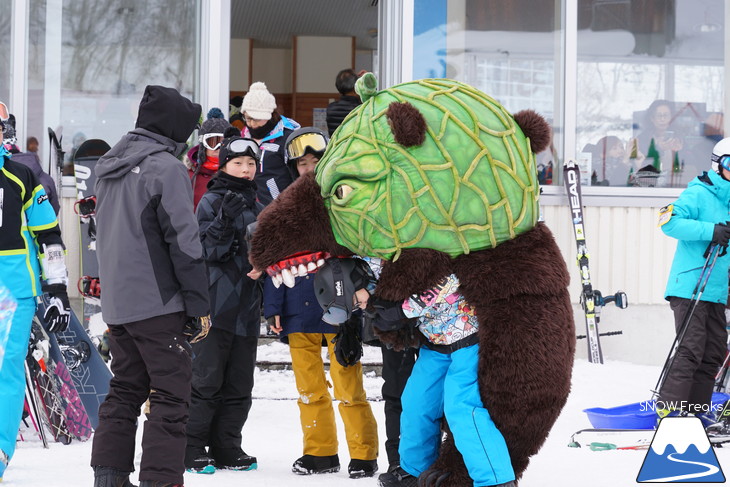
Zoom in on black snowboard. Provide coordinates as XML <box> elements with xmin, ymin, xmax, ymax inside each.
<box><xmin>73</xmin><ymin>139</ymin><xmax>110</xmax><ymax>332</ymax></box>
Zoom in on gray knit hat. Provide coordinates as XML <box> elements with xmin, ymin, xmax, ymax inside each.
<box><xmin>200</xmin><ymin>107</ymin><xmax>231</xmax><ymax>136</ymax></box>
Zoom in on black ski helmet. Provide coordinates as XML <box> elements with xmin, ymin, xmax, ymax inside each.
<box><xmin>218</xmin><ymin>127</ymin><xmax>260</xmax><ymax>171</ymax></box>
<box><xmin>314</xmin><ymin>258</ymin><xmax>372</xmax><ymax>325</ymax></box>
<box><xmin>285</xmin><ymin>127</ymin><xmax>329</xmax><ymax>179</ymax></box>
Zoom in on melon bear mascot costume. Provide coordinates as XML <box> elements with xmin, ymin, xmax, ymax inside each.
<box><xmin>250</xmin><ymin>73</ymin><xmax>575</xmax><ymax>486</ymax></box>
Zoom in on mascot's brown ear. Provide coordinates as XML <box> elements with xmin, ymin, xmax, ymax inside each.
<box><xmin>387</xmin><ymin>102</ymin><xmax>427</xmax><ymax>147</ymax></box>
<box><xmin>513</xmin><ymin>110</ymin><xmax>551</xmax><ymax>154</ymax></box>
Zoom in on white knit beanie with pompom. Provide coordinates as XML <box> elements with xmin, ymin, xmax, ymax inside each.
<box><xmin>241</xmin><ymin>82</ymin><xmax>277</xmax><ymax>121</ymax></box>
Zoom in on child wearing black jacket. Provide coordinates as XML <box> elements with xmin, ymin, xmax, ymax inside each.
<box><xmin>185</xmin><ymin>131</ymin><xmax>264</xmax><ymax>474</ymax></box>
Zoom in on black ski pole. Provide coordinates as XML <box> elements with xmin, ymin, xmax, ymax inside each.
<box><xmin>715</xmin><ymin>348</ymin><xmax>730</xmax><ymax>393</ymax></box>
<box><xmin>652</xmin><ymin>243</ymin><xmax>723</xmax><ymax>400</ymax></box>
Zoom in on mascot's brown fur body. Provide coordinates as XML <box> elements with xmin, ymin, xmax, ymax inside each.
<box><xmin>250</xmin><ymin>174</ymin><xmax>575</xmax><ymax>485</ymax></box>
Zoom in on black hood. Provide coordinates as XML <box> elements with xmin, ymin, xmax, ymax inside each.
<box><xmin>135</xmin><ymin>85</ymin><xmax>201</xmax><ymax>143</ymax></box>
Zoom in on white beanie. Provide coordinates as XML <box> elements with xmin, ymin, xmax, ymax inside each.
<box><xmin>241</xmin><ymin>82</ymin><xmax>277</xmax><ymax>121</ymax></box>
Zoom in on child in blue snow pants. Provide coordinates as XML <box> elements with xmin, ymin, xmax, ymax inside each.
<box><xmin>399</xmin><ymin>344</ymin><xmax>515</xmax><ymax>487</ymax></box>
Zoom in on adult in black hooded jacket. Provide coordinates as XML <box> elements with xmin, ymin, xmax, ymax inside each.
<box><xmin>185</xmin><ymin>134</ymin><xmax>263</xmax><ymax>473</ymax></box>
<box><xmin>90</xmin><ymin>85</ymin><xmax>209</xmax><ymax>487</ymax></box>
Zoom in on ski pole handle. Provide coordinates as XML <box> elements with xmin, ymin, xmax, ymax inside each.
<box><xmin>704</xmin><ymin>243</ymin><xmax>726</xmax><ymax>258</ymax></box>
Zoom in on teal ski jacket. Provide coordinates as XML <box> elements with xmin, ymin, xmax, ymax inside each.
<box><xmin>0</xmin><ymin>150</ymin><xmax>63</xmax><ymax>299</ymax></box>
<box><xmin>662</xmin><ymin>170</ymin><xmax>730</xmax><ymax>304</ymax></box>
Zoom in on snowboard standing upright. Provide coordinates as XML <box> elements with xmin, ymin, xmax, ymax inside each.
<box><xmin>35</xmin><ymin>294</ymin><xmax>111</xmax><ymax>431</ymax></box>
<box><xmin>73</xmin><ymin>139</ymin><xmax>110</xmax><ymax>332</ymax></box>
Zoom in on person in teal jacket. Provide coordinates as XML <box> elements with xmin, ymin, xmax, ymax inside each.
<box><xmin>656</xmin><ymin>136</ymin><xmax>730</xmax><ymax>424</ymax></box>
<box><xmin>0</xmin><ymin>119</ymin><xmax>71</xmax><ymax>481</ymax></box>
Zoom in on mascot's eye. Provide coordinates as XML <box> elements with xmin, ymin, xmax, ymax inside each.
<box><xmin>334</xmin><ymin>184</ymin><xmax>353</xmax><ymax>200</ymax></box>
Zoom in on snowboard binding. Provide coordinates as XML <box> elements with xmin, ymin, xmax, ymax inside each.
<box><xmin>78</xmin><ymin>276</ymin><xmax>100</xmax><ymax>299</ymax></box>
<box><xmin>74</xmin><ymin>195</ymin><xmax>97</xmax><ymax>218</ymax></box>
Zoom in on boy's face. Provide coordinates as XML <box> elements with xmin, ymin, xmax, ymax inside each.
<box><xmin>296</xmin><ymin>153</ymin><xmax>319</xmax><ymax>176</ymax></box>
<box><xmin>222</xmin><ymin>156</ymin><xmax>256</xmax><ymax>180</ymax></box>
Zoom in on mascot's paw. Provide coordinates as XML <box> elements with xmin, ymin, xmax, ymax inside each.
<box><xmin>417</xmin><ymin>468</ymin><xmax>450</xmax><ymax>487</ymax></box>
<box><xmin>374</xmin><ymin>327</ymin><xmax>421</xmax><ymax>352</ymax></box>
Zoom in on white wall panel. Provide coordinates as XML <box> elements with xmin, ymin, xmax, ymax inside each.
<box><xmin>230</xmin><ymin>38</ymin><xmax>250</xmax><ymax>92</ymax></box>
<box><xmin>542</xmin><ymin>204</ymin><xmax>676</xmax><ymax>305</ymax></box>
<box><xmin>296</xmin><ymin>36</ymin><xmax>353</xmax><ymax>93</ymax></box>
<box><xmin>251</xmin><ymin>48</ymin><xmax>292</xmax><ymax>93</ymax></box>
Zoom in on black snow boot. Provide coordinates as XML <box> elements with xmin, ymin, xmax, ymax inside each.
<box><xmin>377</xmin><ymin>465</ymin><xmax>418</xmax><ymax>487</ymax></box>
<box><xmin>93</xmin><ymin>466</ymin><xmax>137</xmax><ymax>487</ymax></box>
<box><xmin>292</xmin><ymin>454</ymin><xmax>340</xmax><ymax>475</ymax></box>
<box><xmin>210</xmin><ymin>447</ymin><xmax>257</xmax><ymax>471</ymax></box>
<box><xmin>349</xmin><ymin>458</ymin><xmax>379</xmax><ymax>478</ymax></box>
<box><xmin>184</xmin><ymin>446</ymin><xmax>215</xmax><ymax>474</ymax></box>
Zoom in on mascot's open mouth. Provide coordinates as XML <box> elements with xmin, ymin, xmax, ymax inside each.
<box><xmin>265</xmin><ymin>251</ymin><xmax>334</xmax><ymax>288</ymax></box>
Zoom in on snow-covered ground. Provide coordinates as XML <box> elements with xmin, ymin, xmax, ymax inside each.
<box><xmin>6</xmin><ymin>344</ymin><xmax>729</xmax><ymax>487</ymax></box>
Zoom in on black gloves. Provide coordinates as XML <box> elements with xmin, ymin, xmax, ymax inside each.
<box><xmin>364</xmin><ymin>296</ymin><xmax>408</xmax><ymax>331</ymax></box>
<box><xmin>44</xmin><ymin>287</ymin><xmax>71</xmax><ymax>333</ymax></box>
<box><xmin>184</xmin><ymin>315</ymin><xmax>211</xmax><ymax>343</ymax></box>
<box><xmin>219</xmin><ymin>191</ymin><xmax>246</xmax><ymax>220</ymax></box>
<box><xmin>332</xmin><ymin>315</ymin><xmax>363</xmax><ymax>367</ymax></box>
<box><xmin>712</xmin><ymin>223</ymin><xmax>730</xmax><ymax>247</ymax></box>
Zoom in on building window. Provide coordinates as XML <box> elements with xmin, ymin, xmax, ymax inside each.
<box><xmin>26</xmin><ymin>0</ymin><xmax>199</xmax><ymax>165</ymax></box>
<box><xmin>412</xmin><ymin>0</ymin><xmax>724</xmax><ymax>191</ymax></box>
<box><xmin>576</xmin><ymin>0</ymin><xmax>724</xmax><ymax>189</ymax></box>
<box><xmin>413</xmin><ymin>0</ymin><xmax>563</xmax><ymax>186</ymax></box>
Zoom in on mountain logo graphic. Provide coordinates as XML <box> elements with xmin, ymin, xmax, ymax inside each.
<box><xmin>637</xmin><ymin>416</ymin><xmax>725</xmax><ymax>482</ymax></box>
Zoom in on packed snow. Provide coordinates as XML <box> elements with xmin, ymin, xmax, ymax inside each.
<box><xmin>7</xmin><ymin>344</ymin><xmax>730</xmax><ymax>487</ymax></box>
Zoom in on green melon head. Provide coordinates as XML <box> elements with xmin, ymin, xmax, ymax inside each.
<box><xmin>315</xmin><ymin>73</ymin><xmax>551</xmax><ymax>260</ymax></box>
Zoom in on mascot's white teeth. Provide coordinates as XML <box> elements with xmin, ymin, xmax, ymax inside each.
<box><xmin>281</xmin><ymin>268</ymin><xmax>295</xmax><ymax>288</ymax></box>
<box><xmin>264</xmin><ymin>251</ymin><xmax>335</xmax><ymax>288</ymax></box>
<box><xmin>271</xmin><ymin>273</ymin><xmax>283</xmax><ymax>288</ymax></box>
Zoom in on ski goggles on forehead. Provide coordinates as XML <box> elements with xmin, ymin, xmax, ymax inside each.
<box><xmin>718</xmin><ymin>155</ymin><xmax>730</xmax><ymax>171</ymax></box>
<box><xmin>287</xmin><ymin>132</ymin><xmax>327</xmax><ymax>160</ymax></box>
<box><xmin>199</xmin><ymin>133</ymin><xmax>224</xmax><ymax>151</ymax></box>
<box><xmin>225</xmin><ymin>138</ymin><xmax>261</xmax><ymax>160</ymax></box>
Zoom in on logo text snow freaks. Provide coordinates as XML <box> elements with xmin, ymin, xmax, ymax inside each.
<box><xmin>640</xmin><ymin>401</ymin><xmax>723</xmax><ymax>414</ymax></box>
<box><xmin>566</xmin><ymin>169</ymin><xmax>582</xmax><ymax>223</ymax></box>
<box><xmin>335</xmin><ymin>280</ymin><xmax>344</xmax><ymax>297</ymax></box>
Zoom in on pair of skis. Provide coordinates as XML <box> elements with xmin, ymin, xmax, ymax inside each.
<box><xmin>563</xmin><ymin>161</ymin><xmax>628</xmax><ymax>364</ymax></box>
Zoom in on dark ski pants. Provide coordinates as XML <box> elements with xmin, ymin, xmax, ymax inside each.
<box><xmin>186</xmin><ymin>328</ymin><xmax>257</xmax><ymax>453</ymax></box>
<box><xmin>381</xmin><ymin>344</ymin><xmax>417</xmax><ymax>467</ymax></box>
<box><xmin>90</xmin><ymin>312</ymin><xmax>191</xmax><ymax>484</ymax></box>
<box><xmin>659</xmin><ymin>297</ymin><xmax>727</xmax><ymax>412</ymax></box>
